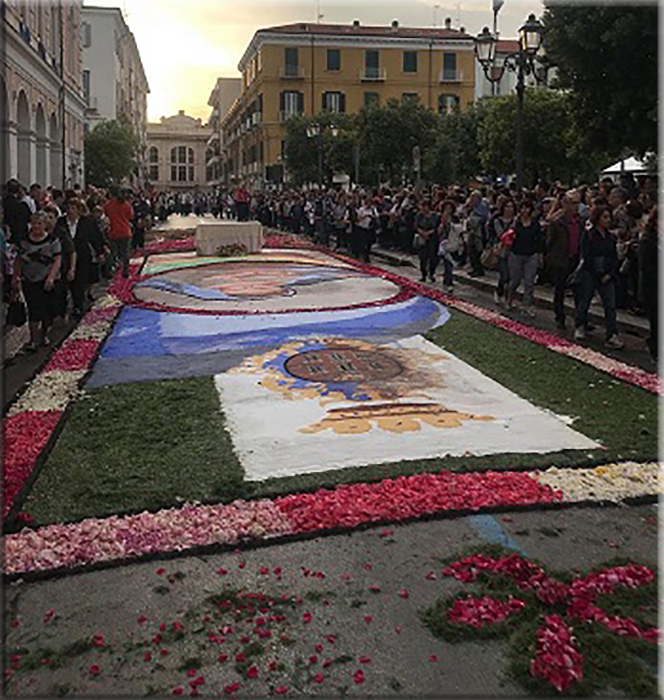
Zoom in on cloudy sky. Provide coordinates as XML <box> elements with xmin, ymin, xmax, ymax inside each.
<box><xmin>84</xmin><ymin>0</ymin><xmax>544</xmax><ymax>123</ymax></box>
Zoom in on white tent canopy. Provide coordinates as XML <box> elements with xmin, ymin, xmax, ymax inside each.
<box><xmin>601</xmin><ymin>156</ymin><xmax>651</xmax><ymax>175</ymax></box>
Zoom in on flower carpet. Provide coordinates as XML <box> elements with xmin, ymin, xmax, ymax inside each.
<box><xmin>3</xmin><ymin>232</ymin><xmax>659</xmax><ymax>579</ymax></box>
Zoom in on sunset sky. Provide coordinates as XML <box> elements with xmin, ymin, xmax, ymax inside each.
<box><xmin>83</xmin><ymin>0</ymin><xmax>544</xmax><ymax>123</ymax></box>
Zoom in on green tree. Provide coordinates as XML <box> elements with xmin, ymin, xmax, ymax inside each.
<box><xmin>84</xmin><ymin>119</ymin><xmax>138</xmax><ymax>187</ymax></box>
<box><xmin>542</xmin><ymin>3</ymin><xmax>657</xmax><ymax>157</ymax></box>
<box><xmin>357</xmin><ymin>98</ymin><xmax>437</xmax><ymax>186</ymax></box>
<box><xmin>435</xmin><ymin>101</ymin><xmax>485</xmax><ymax>184</ymax></box>
<box><xmin>283</xmin><ymin>112</ymin><xmax>356</xmax><ymax>186</ymax></box>
<box><xmin>478</xmin><ymin>89</ymin><xmax>598</xmax><ymax>186</ymax></box>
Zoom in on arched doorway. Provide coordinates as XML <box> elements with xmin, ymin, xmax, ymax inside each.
<box><xmin>35</xmin><ymin>103</ymin><xmax>47</xmax><ymax>185</ymax></box>
<box><xmin>49</xmin><ymin>113</ymin><xmax>62</xmax><ymax>188</ymax></box>
<box><xmin>16</xmin><ymin>90</ymin><xmax>31</xmax><ymax>186</ymax></box>
<box><xmin>0</xmin><ymin>77</ymin><xmax>9</xmax><ymax>183</ymax></box>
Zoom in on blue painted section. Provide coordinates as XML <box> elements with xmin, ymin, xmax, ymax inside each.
<box><xmin>100</xmin><ymin>296</ymin><xmax>450</xmax><ymax>359</ymax></box>
<box><xmin>467</xmin><ymin>514</ymin><xmax>528</xmax><ymax>555</ymax></box>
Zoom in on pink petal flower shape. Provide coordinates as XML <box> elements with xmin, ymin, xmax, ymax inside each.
<box><xmin>186</xmin><ymin>669</ymin><xmax>197</xmax><ymax>678</ymax></box>
<box><xmin>313</xmin><ymin>673</ymin><xmax>325</xmax><ymax>684</ymax></box>
<box><xmin>275</xmin><ymin>686</ymin><xmax>288</xmax><ymax>695</ymax></box>
<box><xmin>89</xmin><ymin>665</ymin><xmax>101</xmax><ymax>676</ymax></box>
<box><xmin>43</xmin><ymin>609</ymin><xmax>57</xmax><ymax>624</ymax></box>
<box><xmin>172</xmin><ymin>688</ymin><xmax>184</xmax><ymax>696</ymax></box>
<box><xmin>428</xmin><ymin>655</ymin><xmax>438</xmax><ymax>662</ymax></box>
<box><xmin>364</xmin><ymin>615</ymin><xmax>373</xmax><ymax>623</ymax></box>
<box><xmin>359</xmin><ymin>656</ymin><xmax>371</xmax><ymax>664</ymax></box>
<box><xmin>218</xmin><ymin>654</ymin><xmax>228</xmax><ymax>663</ymax></box>
<box><xmin>425</xmin><ymin>572</ymin><xmax>436</xmax><ymax>580</ymax></box>
<box><xmin>309</xmin><ymin>655</ymin><xmax>318</xmax><ymax>664</ymax></box>
<box><xmin>398</xmin><ymin>589</ymin><xmax>410</xmax><ymax>599</ymax></box>
<box><xmin>353</xmin><ymin>670</ymin><xmax>365</xmax><ymax>684</ymax></box>
<box><xmin>159</xmin><ymin>649</ymin><xmax>170</xmax><ymax>656</ymax></box>
<box><xmin>137</xmin><ymin>615</ymin><xmax>148</xmax><ymax>624</ymax></box>
<box><xmin>143</xmin><ymin>652</ymin><xmax>152</xmax><ymax>662</ymax></box>
<box><xmin>315</xmin><ymin>644</ymin><xmax>324</xmax><ymax>653</ymax></box>
<box><xmin>302</xmin><ymin>612</ymin><xmax>313</xmax><ymax>623</ymax></box>
<box><xmin>216</xmin><ymin>568</ymin><xmax>228</xmax><ymax>576</ymax></box>
<box><xmin>326</xmin><ymin>635</ymin><xmax>336</xmax><ymax>644</ymax></box>
<box><xmin>246</xmin><ymin>666</ymin><xmax>258</xmax><ymax>679</ymax></box>
<box><xmin>156</xmin><ymin>568</ymin><xmax>166</xmax><ymax>575</ymax></box>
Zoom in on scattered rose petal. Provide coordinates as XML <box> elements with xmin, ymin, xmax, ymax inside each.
<box><xmin>246</xmin><ymin>666</ymin><xmax>258</xmax><ymax>679</ymax></box>
<box><xmin>398</xmin><ymin>589</ymin><xmax>410</xmax><ymax>599</ymax></box>
<box><xmin>313</xmin><ymin>673</ymin><xmax>325</xmax><ymax>684</ymax></box>
<box><xmin>364</xmin><ymin>615</ymin><xmax>373</xmax><ymax>623</ymax></box>
<box><xmin>359</xmin><ymin>656</ymin><xmax>371</xmax><ymax>664</ymax></box>
<box><xmin>428</xmin><ymin>655</ymin><xmax>438</xmax><ymax>662</ymax></box>
<box><xmin>89</xmin><ymin>665</ymin><xmax>100</xmax><ymax>675</ymax></box>
<box><xmin>353</xmin><ymin>669</ymin><xmax>365</xmax><ymax>684</ymax></box>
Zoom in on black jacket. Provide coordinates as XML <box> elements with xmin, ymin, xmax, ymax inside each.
<box><xmin>580</xmin><ymin>227</ymin><xmax>618</xmax><ymax>279</ymax></box>
<box><xmin>3</xmin><ymin>195</ymin><xmax>31</xmax><ymax>242</ymax></box>
<box><xmin>54</xmin><ymin>215</ymin><xmax>105</xmax><ymax>284</ymax></box>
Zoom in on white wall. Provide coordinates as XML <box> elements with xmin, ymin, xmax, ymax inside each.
<box><xmin>82</xmin><ymin>10</ymin><xmax>120</xmax><ymax>123</ymax></box>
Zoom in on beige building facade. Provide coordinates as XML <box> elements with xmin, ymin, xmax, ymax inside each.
<box><xmin>222</xmin><ymin>20</ymin><xmax>476</xmax><ymax>188</ymax></box>
<box><xmin>206</xmin><ymin>77</ymin><xmax>241</xmax><ymax>187</ymax></box>
<box><xmin>81</xmin><ymin>6</ymin><xmax>149</xmax><ymax>183</ymax></box>
<box><xmin>2</xmin><ymin>0</ymin><xmax>87</xmax><ymax>188</ymax></box>
<box><xmin>146</xmin><ymin>111</ymin><xmax>212</xmax><ymax>192</ymax></box>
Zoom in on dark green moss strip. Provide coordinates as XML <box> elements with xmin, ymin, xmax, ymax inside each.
<box><xmin>22</xmin><ymin>377</ymin><xmax>245</xmax><ymax>526</ymax></box>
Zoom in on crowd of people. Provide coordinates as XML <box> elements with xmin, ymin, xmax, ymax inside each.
<box><xmin>1</xmin><ymin>173</ymin><xmax>659</xmax><ymax>360</ymax></box>
<box><xmin>241</xmin><ymin>178</ymin><xmax>658</xmax><ymax>357</ymax></box>
<box><xmin>1</xmin><ymin>180</ymin><xmax>151</xmax><ymax>350</ymax></box>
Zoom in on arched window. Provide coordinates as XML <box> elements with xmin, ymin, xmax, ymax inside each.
<box><xmin>170</xmin><ymin>146</ymin><xmax>194</xmax><ymax>182</ymax></box>
<box><xmin>438</xmin><ymin>93</ymin><xmax>459</xmax><ymax>116</ymax></box>
<box><xmin>148</xmin><ymin>146</ymin><xmax>159</xmax><ymax>181</ymax></box>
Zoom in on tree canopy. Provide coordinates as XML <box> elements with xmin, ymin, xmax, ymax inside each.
<box><xmin>84</xmin><ymin>119</ymin><xmax>139</xmax><ymax>187</ymax></box>
<box><xmin>542</xmin><ymin>3</ymin><xmax>657</xmax><ymax>157</ymax></box>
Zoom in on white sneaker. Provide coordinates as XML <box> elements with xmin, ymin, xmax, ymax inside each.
<box><xmin>493</xmin><ymin>291</ymin><xmax>502</xmax><ymax>305</ymax></box>
<box><xmin>605</xmin><ymin>335</ymin><xmax>624</xmax><ymax>349</ymax></box>
<box><xmin>574</xmin><ymin>327</ymin><xmax>586</xmax><ymax>340</ymax></box>
<box><xmin>445</xmin><ymin>285</ymin><xmax>454</xmax><ymax>294</ymax></box>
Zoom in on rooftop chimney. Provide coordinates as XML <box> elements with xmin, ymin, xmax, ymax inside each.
<box><xmin>391</xmin><ymin>20</ymin><xmax>399</xmax><ymax>31</ymax></box>
<box><xmin>178</xmin><ymin>109</ymin><xmax>185</xmax><ymax>115</ymax></box>
<box><xmin>460</xmin><ymin>26</ymin><xmax>465</xmax><ymax>33</ymax></box>
<box><xmin>444</xmin><ymin>17</ymin><xmax>452</xmax><ymax>29</ymax></box>
<box><xmin>352</xmin><ymin>19</ymin><xmax>360</xmax><ymax>28</ymax></box>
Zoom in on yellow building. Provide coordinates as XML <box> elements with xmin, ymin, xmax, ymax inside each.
<box><xmin>222</xmin><ymin>19</ymin><xmax>475</xmax><ymax>187</ymax></box>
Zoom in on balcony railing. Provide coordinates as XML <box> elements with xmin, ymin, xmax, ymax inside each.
<box><xmin>279</xmin><ymin>65</ymin><xmax>305</xmax><ymax>79</ymax></box>
<box><xmin>360</xmin><ymin>67</ymin><xmax>387</xmax><ymax>81</ymax></box>
<box><xmin>252</xmin><ymin>112</ymin><xmax>263</xmax><ymax>125</ymax></box>
<box><xmin>439</xmin><ymin>69</ymin><xmax>463</xmax><ymax>83</ymax></box>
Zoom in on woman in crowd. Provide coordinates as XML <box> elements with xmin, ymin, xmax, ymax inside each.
<box><xmin>354</xmin><ymin>195</ymin><xmax>378</xmax><ymax>263</ymax></box>
<box><xmin>16</xmin><ymin>211</ymin><xmax>61</xmax><ymax>350</ymax></box>
<box><xmin>43</xmin><ymin>203</ymin><xmax>74</xmax><ymax>320</ymax></box>
<box><xmin>55</xmin><ymin>198</ymin><xmax>106</xmax><ymax>319</ymax></box>
<box><xmin>437</xmin><ymin>200</ymin><xmax>457</xmax><ymax>293</ymax></box>
<box><xmin>575</xmin><ymin>204</ymin><xmax>623</xmax><ymax>349</ymax></box>
<box><xmin>414</xmin><ymin>198</ymin><xmax>440</xmax><ymax>283</ymax></box>
<box><xmin>638</xmin><ymin>205</ymin><xmax>658</xmax><ymax>361</ymax></box>
<box><xmin>488</xmin><ymin>198</ymin><xmax>516</xmax><ymax>306</ymax></box>
<box><xmin>506</xmin><ymin>199</ymin><xmax>543</xmax><ymax>317</ymax></box>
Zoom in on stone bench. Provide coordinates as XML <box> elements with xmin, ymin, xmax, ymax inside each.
<box><xmin>195</xmin><ymin>221</ymin><xmax>264</xmax><ymax>256</ymax></box>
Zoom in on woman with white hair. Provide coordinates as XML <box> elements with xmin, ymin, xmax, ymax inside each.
<box><xmin>16</xmin><ymin>211</ymin><xmax>61</xmax><ymax>350</ymax></box>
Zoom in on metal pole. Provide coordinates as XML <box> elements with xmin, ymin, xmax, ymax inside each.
<box><xmin>318</xmin><ymin>134</ymin><xmax>323</xmax><ymax>187</ymax></box>
<box><xmin>354</xmin><ymin>141</ymin><xmax>360</xmax><ymax>186</ymax></box>
<box><xmin>515</xmin><ymin>57</ymin><xmax>525</xmax><ymax>190</ymax></box>
<box><xmin>491</xmin><ymin>8</ymin><xmax>499</xmax><ymax>96</ymax></box>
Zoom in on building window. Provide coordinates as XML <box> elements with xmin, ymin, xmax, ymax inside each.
<box><xmin>327</xmin><ymin>49</ymin><xmax>341</xmax><ymax>71</ymax></box>
<box><xmin>443</xmin><ymin>52</ymin><xmax>457</xmax><ymax>80</ymax></box>
<box><xmin>403</xmin><ymin>51</ymin><xmax>417</xmax><ymax>73</ymax></box>
<box><xmin>81</xmin><ymin>21</ymin><xmax>91</xmax><ymax>47</ymax></box>
<box><xmin>402</xmin><ymin>92</ymin><xmax>419</xmax><ymax>104</ymax></box>
<box><xmin>149</xmin><ymin>146</ymin><xmax>159</xmax><ymax>163</ymax></box>
<box><xmin>280</xmin><ymin>91</ymin><xmax>304</xmax><ymax>119</ymax></box>
<box><xmin>438</xmin><ymin>93</ymin><xmax>460</xmax><ymax>114</ymax></box>
<box><xmin>170</xmin><ymin>147</ymin><xmax>194</xmax><ymax>181</ymax></box>
<box><xmin>149</xmin><ymin>165</ymin><xmax>159</xmax><ymax>180</ymax></box>
<box><xmin>364</xmin><ymin>50</ymin><xmax>379</xmax><ymax>78</ymax></box>
<box><xmin>284</xmin><ymin>47</ymin><xmax>299</xmax><ymax>77</ymax></box>
<box><xmin>82</xmin><ymin>70</ymin><xmax>90</xmax><ymax>105</ymax></box>
<box><xmin>322</xmin><ymin>91</ymin><xmax>345</xmax><ymax>113</ymax></box>
<box><xmin>364</xmin><ymin>92</ymin><xmax>379</xmax><ymax>107</ymax></box>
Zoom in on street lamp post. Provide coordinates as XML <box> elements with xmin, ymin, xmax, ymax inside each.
<box><xmin>474</xmin><ymin>14</ymin><xmax>549</xmax><ymax>189</ymax></box>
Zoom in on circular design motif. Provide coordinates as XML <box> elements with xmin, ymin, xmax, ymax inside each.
<box><xmin>285</xmin><ymin>348</ymin><xmax>404</xmax><ymax>383</ymax></box>
<box><xmin>132</xmin><ymin>261</ymin><xmax>401</xmax><ymax>314</ymax></box>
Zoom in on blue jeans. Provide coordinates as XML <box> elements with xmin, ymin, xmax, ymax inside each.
<box><xmin>575</xmin><ymin>271</ymin><xmax>617</xmax><ymax>338</ymax></box>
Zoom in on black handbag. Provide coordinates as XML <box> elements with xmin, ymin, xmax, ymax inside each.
<box><xmin>6</xmin><ymin>298</ymin><xmax>27</xmax><ymax>327</ymax></box>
